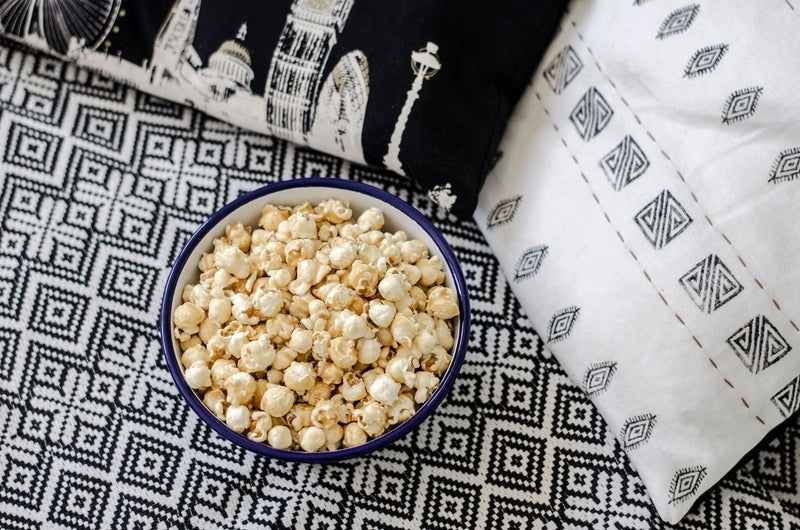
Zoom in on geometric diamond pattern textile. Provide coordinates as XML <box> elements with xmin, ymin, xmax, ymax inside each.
<box><xmin>2</xmin><ymin>36</ymin><xmax>800</xmax><ymax>530</ymax></box>
<box><xmin>475</xmin><ymin>0</ymin><xmax>800</xmax><ymax>525</ymax></box>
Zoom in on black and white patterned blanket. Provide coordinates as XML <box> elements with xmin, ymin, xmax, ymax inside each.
<box><xmin>1</xmin><ymin>37</ymin><xmax>799</xmax><ymax>530</ymax></box>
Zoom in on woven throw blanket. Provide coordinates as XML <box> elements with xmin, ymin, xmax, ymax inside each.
<box><xmin>0</xmin><ymin>37</ymin><xmax>798</xmax><ymax>530</ymax></box>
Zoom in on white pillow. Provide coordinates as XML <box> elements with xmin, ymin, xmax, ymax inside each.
<box><xmin>476</xmin><ymin>0</ymin><xmax>800</xmax><ymax>523</ymax></box>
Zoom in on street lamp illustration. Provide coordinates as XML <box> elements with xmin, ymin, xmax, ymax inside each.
<box><xmin>383</xmin><ymin>41</ymin><xmax>441</xmax><ymax>176</ymax></box>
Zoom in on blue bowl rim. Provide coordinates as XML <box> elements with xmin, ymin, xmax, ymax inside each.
<box><xmin>160</xmin><ymin>177</ymin><xmax>471</xmax><ymax>462</ymax></box>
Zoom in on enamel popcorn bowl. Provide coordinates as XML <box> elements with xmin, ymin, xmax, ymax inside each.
<box><xmin>160</xmin><ymin>177</ymin><xmax>470</xmax><ymax>462</ymax></box>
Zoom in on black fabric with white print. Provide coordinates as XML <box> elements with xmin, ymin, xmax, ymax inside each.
<box><xmin>0</xmin><ymin>0</ymin><xmax>569</xmax><ymax>220</ymax></box>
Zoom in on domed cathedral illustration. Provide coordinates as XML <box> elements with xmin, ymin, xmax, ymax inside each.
<box><xmin>199</xmin><ymin>24</ymin><xmax>255</xmax><ymax>102</ymax></box>
<box><xmin>146</xmin><ymin>0</ymin><xmax>264</xmax><ymax>118</ymax></box>
<box><xmin>263</xmin><ymin>0</ymin><xmax>357</xmax><ymax>145</ymax></box>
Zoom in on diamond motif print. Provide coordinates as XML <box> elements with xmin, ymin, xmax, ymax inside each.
<box><xmin>599</xmin><ymin>135</ymin><xmax>650</xmax><ymax>191</ymax></box>
<box><xmin>548</xmin><ymin>306</ymin><xmax>580</xmax><ymax>343</ymax></box>
<box><xmin>657</xmin><ymin>4</ymin><xmax>700</xmax><ymax>39</ymax></box>
<box><xmin>772</xmin><ymin>376</ymin><xmax>800</xmax><ymax>418</ymax></box>
<box><xmin>4</xmin><ymin>121</ymin><xmax>63</xmax><ymax>174</ymax></box>
<box><xmin>513</xmin><ymin>245</ymin><xmax>548</xmax><ymax>281</ymax></box>
<box><xmin>679</xmin><ymin>254</ymin><xmax>743</xmax><ymax>313</ymax></box>
<box><xmin>583</xmin><ymin>361</ymin><xmax>617</xmax><ymax>397</ymax></box>
<box><xmin>117</xmin><ymin>433</ymin><xmax>183</xmax><ymax>496</ymax></box>
<box><xmin>621</xmin><ymin>414</ymin><xmax>657</xmax><ymax>451</ymax></box>
<box><xmin>73</xmin><ymin>104</ymin><xmax>127</xmax><ymax>151</ymax></box>
<box><xmin>29</xmin><ymin>283</ymin><xmax>90</xmax><ymax>342</ymax></box>
<box><xmin>543</xmin><ymin>45</ymin><xmax>583</xmax><ymax>94</ymax></box>
<box><xmin>634</xmin><ymin>190</ymin><xmax>693</xmax><ymax>249</ymax></box>
<box><xmin>487</xmin><ymin>428</ymin><xmax>547</xmax><ymax>494</ymax></box>
<box><xmin>47</xmin><ymin>469</ymin><xmax>111</xmax><ymax>529</ymax></box>
<box><xmin>569</xmin><ymin>87</ymin><xmax>614</xmax><ymax>141</ymax></box>
<box><xmin>669</xmin><ymin>466</ymin><xmax>707</xmax><ymax>504</ymax></box>
<box><xmin>422</xmin><ymin>476</ymin><xmax>481</xmax><ymax>530</ymax></box>
<box><xmin>768</xmin><ymin>147</ymin><xmax>800</xmax><ymax>184</ymax></box>
<box><xmin>722</xmin><ymin>87</ymin><xmax>763</xmax><ymax>125</ymax></box>
<box><xmin>99</xmin><ymin>256</ymin><xmax>158</xmax><ymax>312</ymax></box>
<box><xmin>727</xmin><ymin>315</ymin><xmax>791</xmax><ymax>374</ymax></box>
<box><xmin>486</xmin><ymin>195</ymin><xmax>522</xmax><ymax>229</ymax></box>
<box><xmin>684</xmin><ymin>44</ymin><xmax>729</xmax><ymax>78</ymax></box>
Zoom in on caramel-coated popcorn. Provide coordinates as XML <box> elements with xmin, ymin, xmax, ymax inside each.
<box><xmin>174</xmin><ymin>198</ymin><xmax>459</xmax><ymax>452</ymax></box>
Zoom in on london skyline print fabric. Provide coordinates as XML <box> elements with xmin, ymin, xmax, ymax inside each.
<box><xmin>0</xmin><ymin>0</ymin><xmax>568</xmax><ymax>219</ymax></box>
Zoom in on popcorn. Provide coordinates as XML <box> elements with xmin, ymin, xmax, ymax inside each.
<box><xmin>174</xmin><ymin>302</ymin><xmax>204</xmax><ymax>334</ymax></box>
<box><xmin>174</xmin><ymin>198</ymin><xmax>459</xmax><ymax>452</ymax></box>
<box><xmin>367</xmin><ymin>374</ymin><xmax>401</xmax><ymax>405</ymax></box>
<box><xmin>342</xmin><ymin>422</ymin><xmax>367</xmax><ymax>448</ymax></box>
<box><xmin>283</xmin><ymin>361</ymin><xmax>316</xmax><ymax>394</ymax></box>
<box><xmin>225</xmin><ymin>404</ymin><xmax>250</xmax><ymax>432</ymax></box>
<box><xmin>261</xmin><ymin>383</ymin><xmax>295</xmax><ymax>416</ymax></box>
<box><xmin>185</xmin><ymin>361</ymin><xmax>211</xmax><ymax>389</ymax></box>
<box><xmin>225</xmin><ymin>372</ymin><xmax>256</xmax><ymax>405</ymax></box>
<box><xmin>267</xmin><ymin>425</ymin><xmax>293</xmax><ymax>449</ymax></box>
<box><xmin>298</xmin><ymin>426</ymin><xmax>326</xmax><ymax>452</ymax></box>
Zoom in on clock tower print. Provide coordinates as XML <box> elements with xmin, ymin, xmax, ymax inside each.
<box><xmin>264</xmin><ymin>0</ymin><xmax>355</xmax><ymax>145</ymax></box>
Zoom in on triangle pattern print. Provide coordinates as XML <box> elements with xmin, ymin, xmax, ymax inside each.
<box><xmin>634</xmin><ymin>190</ymin><xmax>693</xmax><ymax>249</ymax></box>
<box><xmin>514</xmin><ymin>245</ymin><xmax>548</xmax><ymax>282</ymax></box>
<box><xmin>684</xmin><ymin>44</ymin><xmax>729</xmax><ymax>78</ymax></box>
<box><xmin>722</xmin><ymin>87</ymin><xmax>763</xmax><ymax>125</ymax></box>
<box><xmin>727</xmin><ymin>315</ymin><xmax>792</xmax><ymax>374</ymax></box>
<box><xmin>768</xmin><ymin>147</ymin><xmax>800</xmax><ymax>183</ymax></box>
<box><xmin>486</xmin><ymin>196</ymin><xmax>522</xmax><ymax>229</ymax></box>
<box><xmin>657</xmin><ymin>4</ymin><xmax>700</xmax><ymax>39</ymax></box>
<box><xmin>620</xmin><ymin>414</ymin><xmax>657</xmax><ymax>451</ymax></box>
<box><xmin>547</xmin><ymin>306</ymin><xmax>580</xmax><ymax>343</ymax></box>
<box><xmin>599</xmin><ymin>135</ymin><xmax>650</xmax><ymax>191</ymax></box>
<box><xmin>569</xmin><ymin>87</ymin><xmax>614</xmax><ymax>141</ymax></box>
<box><xmin>543</xmin><ymin>45</ymin><xmax>583</xmax><ymax>95</ymax></box>
<box><xmin>669</xmin><ymin>466</ymin><xmax>707</xmax><ymax>505</ymax></box>
<box><xmin>771</xmin><ymin>375</ymin><xmax>800</xmax><ymax>418</ymax></box>
<box><xmin>679</xmin><ymin>254</ymin><xmax>743</xmax><ymax>313</ymax></box>
<box><xmin>583</xmin><ymin>361</ymin><xmax>617</xmax><ymax>397</ymax></box>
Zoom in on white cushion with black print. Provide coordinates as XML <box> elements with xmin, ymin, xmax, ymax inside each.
<box><xmin>476</xmin><ymin>0</ymin><xmax>800</xmax><ymax>523</ymax></box>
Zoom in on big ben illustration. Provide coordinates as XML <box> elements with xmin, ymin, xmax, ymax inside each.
<box><xmin>264</xmin><ymin>0</ymin><xmax>355</xmax><ymax>144</ymax></box>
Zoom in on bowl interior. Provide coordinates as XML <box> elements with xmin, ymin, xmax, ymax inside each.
<box><xmin>162</xmin><ymin>179</ymin><xmax>469</xmax><ymax>461</ymax></box>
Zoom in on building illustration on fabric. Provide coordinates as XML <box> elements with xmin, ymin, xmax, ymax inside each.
<box><xmin>263</xmin><ymin>0</ymin><xmax>354</xmax><ymax>144</ymax></box>
<box><xmin>7</xmin><ymin>0</ymin><xmax>448</xmax><ymax>206</ymax></box>
<box><xmin>147</xmin><ymin>0</ymin><xmax>263</xmax><ymax>113</ymax></box>
<box><xmin>0</xmin><ymin>0</ymin><xmax>120</xmax><ymax>54</ymax></box>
